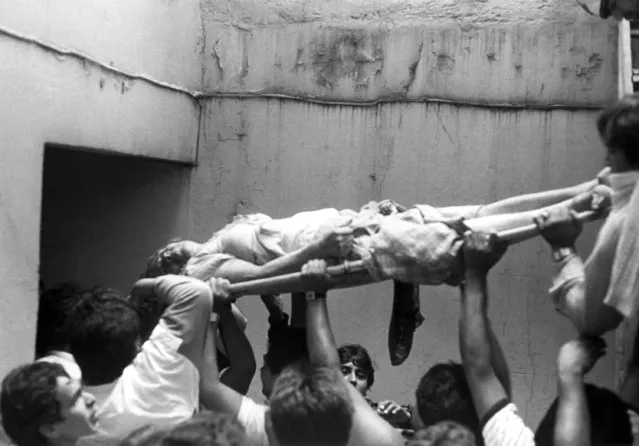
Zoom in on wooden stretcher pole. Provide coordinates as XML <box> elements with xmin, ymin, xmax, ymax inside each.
<box><xmin>227</xmin><ymin>260</ymin><xmax>369</xmax><ymax>296</ymax></box>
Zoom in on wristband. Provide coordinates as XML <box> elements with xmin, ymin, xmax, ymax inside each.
<box><xmin>552</xmin><ymin>247</ymin><xmax>576</xmax><ymax>263</ymax></box>
<box><xmin>305</xmin><ymin>291</ymin><xmax>327</xmax><ymax>300</ymax></box>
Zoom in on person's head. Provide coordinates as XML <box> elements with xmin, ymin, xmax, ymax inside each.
<box><xmin>1</xmin><ymin>362</ymin><xmax>97</xmax><ymax>446</ymax></box>
<box><xmin>337</xmin><ymin>344</ymin><xmax>375</xmax><ymax>396</ymax></box>
<box><xmin>415</xmin><ymin>363</ymin><xmax>480</xmax><ymax>440</ymax></box>
<box><xmin>36</xmin><ymin>284</ymin><xmax>83</xmax><ymax>357</ymax></box>
<box><xmin>267</xmin><ymin>362</ymin><xmax>354</xmax><ymax>446</ymax></box>
<box><xmin>66</xmin><ymin>289</ymin><xmax>141</xmax><ymax>386</ymax></box>
<box><xmin>535</xmin><ymin>383</ymin><xmax>633</xmax><ymax>446</ymax></box>
<box><xmin>408</xmin><ymin>422</ymin><xmax>476</xmax><ymax>446</ymax></box>
<box><xmin>597</xmin><ymin>93</ymin><xmax>639</xmax><ymax>172</ymax></box>
<box><xmin>143</xmin><ymin>239</ymin><xmax>200</xmax><ymax>278</ymax></box>
<box><xmin>120</xmin><ymin>412</ymin><xmax>247</xmax><ymax>446</ymax></box>
<box><xmin>126</xmin><ymin>287</ymin><xmax>167</xmax><ymax>344</ymax></box>
<box><xmin>261</xmin><ymin>325</ymin><xmax>308</xmax><ymax>399</ymax></box>
<box><xmin>599</xmin><ymin>0</ymin><xmax>639</xmax><ymax>20</ymax></box>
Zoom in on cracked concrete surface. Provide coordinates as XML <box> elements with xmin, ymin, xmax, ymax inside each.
<box><xmin>0</xmin><ymin>0</ymin><xmax>621</xmax><ymax>433</ymax></box>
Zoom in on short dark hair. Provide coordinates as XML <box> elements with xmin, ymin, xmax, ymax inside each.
<box><xmin>415</xmin><ymin>362</ymin><xmax>480</xmax><ymax>441</ymax></box>
<box><xmin>408</xmin><ymin>422</ymin><xmax>476</xmax><ymax>446</ymax></box>
<box><xmin>268</xmin><ymin>362</ymin><xmax>354</xmax><ymax>446</ymax></box>
<box><xmin>338</xmin><ymin>343</ymin><xmax>375</xmax><ymax>388</ymax></box>
<box><xmin>67</xmin><ymin>289</ymin><xmax>140</xmax><ymax>385</ymax></box>
<box><xmin>127</xmin><ymin>289</ymin><xmax>166</xmax><ymax>344</ymax></box>
<box><xmin>597</xmin><ymin>93</ymin><xmax>639</xmax><ymax>166</ymax></box>
<box><xmin>1</xmin><ymin>362</ymin><xmax>69</xmax><ymax>446</ymax></box>
<box><xmin>264</xmin><ymin>316</ymin><xmax>308</xmax><ymax>377</ymax></box>
<box><xmin>36</xmin><ymin>283</ymin><xmax>83</xmax><ymax>357</ymax></box>
<box><xmin>535</xmin><ymin>383</ymin><xmax>633</xmax><ymax>445</ymax></box>
<box><xmin>120</xmin><ymin>412</ymin><xmax>247</xmax><ymax>446</ymax></box>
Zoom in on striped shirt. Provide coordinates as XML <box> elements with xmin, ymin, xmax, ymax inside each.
<box><xmin>481</xmin><ymin>399</ymin><xmax>535</xmax><ymax>446</ymax></box>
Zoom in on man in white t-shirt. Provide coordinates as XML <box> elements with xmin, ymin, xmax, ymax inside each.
<box><xmin>66</xmin><ymin>275</ymin><xmax>231</xmax><ymax>445</ymax></box>
<box><xmin>459</xmin><ymin>232</ymin><xmax>535</xmax><ymax>446</ymax></box>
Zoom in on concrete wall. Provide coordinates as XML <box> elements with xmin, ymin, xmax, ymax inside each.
<box><xmin>194</xmin><ymin>0</ymin><xmax>619</xmax><ymax>427</ymax></box>
<box><xmin>0</xmin><ymin>0</ymin><xmax>201</xmax><ymax>383</ymax></box>
<box><xmin>0</xmin><ymin>0</ymin><xmax>621</xmax><ymax>437</ymax></box>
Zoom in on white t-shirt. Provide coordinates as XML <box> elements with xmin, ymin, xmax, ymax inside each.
<box><xmin>237</xmin><ymin>396</ymin><xmax>270</xmax><ymax>446</ymax></box>
<box><xmin>481</xmin><ymin>400</ymin><xmax>535</xmax><ymax>446</ymax></box>
<box><xmin>37</xmin><ymin>351</ymin><xmax>82</xmax><ymax>381</ymax></box>
<box><xmin>77</xmin><ymin>276</ymin><xmax>212</xmax><ymax>445</ymax></box>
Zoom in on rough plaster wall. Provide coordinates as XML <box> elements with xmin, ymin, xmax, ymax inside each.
<box><xmin>196</xmin><ymin>99</ymin><xmax>615</xmax><ymax>426</ymax></box>
<box><xmin>0</xmin><ymin>0</ymin><xmax>201</xmax><ymax>384</ymax></box>
<box><xmin>0</xmin><ymin>0</ymin><xmax>204</xmax><ymax>90</ymax></box>
<box><xmin>40</xmin><ymin>148</ymin><xmax>192</xmax><ymax>294</ymax></box>
<box><xmin>195</xmin><ymin>0</ymin><xmax>619</xmax><ymax>428</ymax></box>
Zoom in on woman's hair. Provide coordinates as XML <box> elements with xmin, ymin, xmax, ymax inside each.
<box><xmin>338</xmin><ymin>344</ymin><xmax>375</xmax><ymax>388</ymax></box>
<box><xmin>142</xmin><ymin>238</ymin><xmax>184</xmax><ymax>278</ymax></box>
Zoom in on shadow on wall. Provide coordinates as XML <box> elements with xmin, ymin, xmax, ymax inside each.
<box><xmin>39</xmin><ymin>144</ymin><xmax>192</xmax><ymax>294</ymax></box>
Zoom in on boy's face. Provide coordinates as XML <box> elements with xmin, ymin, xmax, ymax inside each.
<box><xmin>340</xmin><ymin>362</ymin><xmax>370</xmax><ymax>396</ymax></box>
<box><xmin>43</xmin><ymin>377</ymin><xmax>98</xmax><ymax>441</ymax></box>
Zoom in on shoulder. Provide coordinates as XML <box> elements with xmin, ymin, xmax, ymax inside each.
<box><xmin>481</xmin><ymin>400</ymin><xmax>535</xmax><ymax>446</ymax></box>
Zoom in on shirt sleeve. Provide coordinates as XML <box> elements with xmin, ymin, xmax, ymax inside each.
<box><xmin>237</xmin><ymin>397</ymin><xmax>269</xmax><ymax>446</ymax></box>
<box><xmin>481</xmin><ymin>401</ymin><xmax>535</xmax><ymax>446</ymax></box>
<box><xmin>153</xmin><ymin>275</ymin><xmax>213</xmax><ymax>371</ymax></box>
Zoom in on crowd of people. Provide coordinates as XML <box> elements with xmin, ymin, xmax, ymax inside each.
<box><xmin>2</xmin><ymin>90</ymin><xmax>639</xmax><ymax>446</ymax></box>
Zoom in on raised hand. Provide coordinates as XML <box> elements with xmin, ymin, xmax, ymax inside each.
<box><xmin>301</xmin><ymin>259</ymin><xmax>332</xmax><ymax>292</ymax></box>
<box><xmin>462</xmin><ymin>231</ymin><xmax>508</xmax><ymax>275</ymax></box>
<box><xmin>557</xmin><ymin>336</ymin><xmax>606</xmax><ymax>378</ymax></box>
<box><xmin>317</xmin><ymin>223</ymin><xmax>354</xmax><ymax>259</ymax></box>
<box><xmin>534</xmin><ymin>207</ymin><xmax>583</xmax><ymax>249</ymax></box>
<box><xmin>207</xmin><ymin>277</ymin><xmax>237</xmax><ymax>312</ymax></box>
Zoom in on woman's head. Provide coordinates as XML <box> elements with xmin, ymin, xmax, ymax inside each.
<box><xmin>143</xmin><ymin>239</ymin><xmax>200</xmax><ymax>278</ymax></box>
<box><xmin>338</xmin><ymin>344</ymin><xmax>375</xmax><ymax>396</ymax></box>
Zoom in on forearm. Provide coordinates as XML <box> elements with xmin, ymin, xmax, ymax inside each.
<box><xmin>200</xmin><ymin>322</ymin><xmax>222</xmax><ymax>411</ymax></box>
<box><xmin>555</xmin><ymin>373</ymin><xmax>590</xmax><ymax>446</ymax></box>
<box><xmin>489</xmin><ymin>322</ymin><xmax>512</xmax><ymax>397</ymax></box>
<box><xmin>478</xmin><ymin>181</ymin><xmax>595</xmax><ymax>216</ymax></box>
<box><xmin>306</xmin><ymin>293</ymin><xmax>340</xmax><ymax>368</ymax></box>
<box><xmin>217</xmin><ymin>306</ymin><xmax>256</xmax><ymax>394</ymax></box>
<box><xmin>460</xmin><ymin>272</ymin><xmax>492</xmax><ymax>375</ymax></box>
<box><xmin>290</xmin><ymin>293</ymin><xmax>307</xmax><ymax>328</ymax></box>
<box><xmin>242</xmin><ymin>243</ymin><xmax>325</xmax><ymax>282</ymax></box>
<box><xmin>261</xmin><ymin>294</ymin><xmax>286</xmax><ymax>322</ymax></box>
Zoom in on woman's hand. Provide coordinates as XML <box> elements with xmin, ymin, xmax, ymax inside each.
<box><xmin>316</xmin><ymin>225</ymin><xmax>354</xmax><ymax>258</ymax></box>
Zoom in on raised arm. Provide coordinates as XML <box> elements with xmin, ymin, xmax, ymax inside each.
<box><xmin>130</xmin><ymin>275</ymin><xmax>214</xmax><ymax>372</ymax></box>
<box><xmin>301</xmin><ymin>260</ymin><xmax>404</xmax><ymax>446</ymax></box>
<box><xmin>554</xmin><ymin>337</ymin><xmax>606</xmax><ymax>446</ymax></box>
<box><xmin>458</xmin><ymin>232</ymin><xmax>509</xmax><ymax>419</ymax></box>
<box><xmin>216</xmin><ymin>304</ymin><xmax>257</xmax><ymax>395</ymax></box>
<box><xmin>535</xmin><ymin>206</ymin><xmax>623</xmax><ymax>336</ymax></box>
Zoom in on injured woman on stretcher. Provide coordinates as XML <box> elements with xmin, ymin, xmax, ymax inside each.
<box><xmin>143</xmin><ymin>172</ymin><xmax>612</xmax><ymax>364</ymax></box>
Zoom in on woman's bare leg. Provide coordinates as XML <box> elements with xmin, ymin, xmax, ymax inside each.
<box><xmin>463</xmin><ymin>188</ymin><xmax>598</xmax><ymax>234</ymax></box>
<box><xmin>476</xmin><ymin>180</ymin><xmax>598</xmax><ymax>217</ymax></box>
